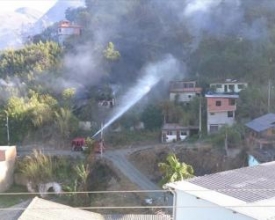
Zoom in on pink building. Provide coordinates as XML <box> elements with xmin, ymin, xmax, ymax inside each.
<box><xmin>205</xmin><ymin>94</ymin><xmax>239</xmax><ymax>133</ymax></box>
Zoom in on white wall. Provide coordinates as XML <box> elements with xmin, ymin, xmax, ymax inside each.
<box><xmin>207</xmin><ymin>111</ymin><xmax>235</xmax><ymax>133</ymax></box>
<box><xmin>174</xmin><ymin>191</ymin><xmax>253</xmax><ymax>220</ymax></box>
<box><xmin>170</xmin><ymin>92</ymin><xmax>197</xmax><ymax>102</ymax></box>
<box><xmin>212</xmin><ymin>83</ymin><xmax>247</xmax><ymax>94</ymax></box>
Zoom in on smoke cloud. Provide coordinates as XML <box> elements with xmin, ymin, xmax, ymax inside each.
<box><xmin>93</xmin><ymin>55</ymin><xmax>179</xmax><ymax>136</ymax></box>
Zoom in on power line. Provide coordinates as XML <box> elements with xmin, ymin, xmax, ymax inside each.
<box><xmin>2</xmin><ymin>188</ymin><xmax>275</xmax><ymax>196</ymax></box>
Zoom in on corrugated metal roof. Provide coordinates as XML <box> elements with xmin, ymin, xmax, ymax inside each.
<box><xmin>103</xmin><ymin>214</ymin><xmax>171</xmax><ymax>220</ymax></box>
<box><xmin>186</xmin><ymin>162</ymin><xmax>275</xmax><ymax>203</ymax></box>
<box><xmin>245</xmin><ymin>113</ymin><xmax>275</xmax><ymax>132</ymax></box>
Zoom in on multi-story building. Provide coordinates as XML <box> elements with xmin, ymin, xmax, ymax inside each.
<box><xmin>206</xmin><ymin>93</ymin><xmax>239</xmax><ymax>133</ymax></box>
<box><xmin>169</xmin><ymin>80</ymin><xmax>202</xmax><ymax>103</ymax></box>
<box><xmin>57</xmin><ymin>20</ymin><xmax>81</xmax><ymax>45</ymax></box>
<box><xmin>206</xmin><ymin>79</ymin><xmax>247</xmax><ymax>134</ymax></box>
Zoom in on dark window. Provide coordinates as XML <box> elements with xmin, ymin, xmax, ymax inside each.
<box><xmin>216</xmin><ymin>101</ymin><xmax>221</xmax><ymax>106</ymax></box>
<box><xmin>180</xmin><ymin>131</ymin><xmax>187</xmax><ymax>136</ymax></box>
<box><xmin>188</xmin><ymin>95</ymin><xmax>192</xmax><ymax>98</ymax></box>
<box><xmin>238</xmin><ymin>84</ymin><xmax>244</xmax><ymax>89</ymax></box>
<box><xmin>228</xmin><ymin>111</ymin><xmax>234</xmax><ymax>117</ymax></box>
<box><xmin>229</xmin><ymin>99</ymin><xmax>235</xmax><ymax>105</ymax></box>
<box><xmin>229</xmin><ymin>85</ymin><xmax>234</xmax><ymax>92</ymax></box>
<box><xmin>216</xmin><ymin>84</ymin><xmax>222</xmax><ymax>88</ymax></box>
<box><xmin>210</xmin><ymin>112</ymin><xmax>215</xmax><ymax>115</ymax></box>
<box><xmin>210</xmin><ymin>125</ymin><xmax>219</xmax><ymax>133</ymax></box>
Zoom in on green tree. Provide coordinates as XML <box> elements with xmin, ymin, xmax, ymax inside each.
<box><xmin>158</xmin><ymin>153</ymin><xmax>194</xmax><ymax>186</ymax></box>
<box><xmin>141</xmin><ymin>104</ymin><xmax>162</xmax><ymax>130</ymax></box>
<box><xmin>103</xmin><ymin>42</ymin><xmax>120</xmax><ymax>61</ymax></box>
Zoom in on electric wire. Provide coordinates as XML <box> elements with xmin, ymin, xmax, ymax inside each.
<box><xmin>1</xmin><ymin>188</ymin><xmax>275</xmax><ymax>196</ymax></box>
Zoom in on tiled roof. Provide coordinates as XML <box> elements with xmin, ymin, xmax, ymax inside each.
<box><xmin>245</xmin><ymin>113</ymin><xmax>275</xmax><ymax>132</ymax></box>
<box><xmin>187</xmin><ymin>162</ymin><xmax>275</xmax><ymax>203</ymax></box>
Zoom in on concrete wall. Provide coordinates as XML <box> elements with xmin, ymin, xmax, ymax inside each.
<box><xmin>174</xmin><ymin>191</ymin><xmax>253</xmax><ymax>220</ymax></box>
<box><xmin>0</xmin><ymin>146</ymin><xmax>16</xmax><ymax>192</ymax></box>
<box><xmin>210</xmin><ymin>83</ymin><xmax>248</xmax><ymax>93</ymax></box>
<box><xmin>207</xmin><ymin>111</ymin><xmax>235</xmax><ymax>133</ymax></box>
<box><xmin>170</xmin><ymin>92</ymin><xmax>197</xmax><ymax>103</ymax></box>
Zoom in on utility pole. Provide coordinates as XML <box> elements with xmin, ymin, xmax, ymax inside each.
<box><xmin>199</xmin><ymin>94</ymin><xmax>202</xmax><ymax>139</ymax></box>
<box><xmin>100</xmin><ymin>122</ymin><xmax>103</xmax><ymax>158</ymax></box>
<box><xmin>6</xmin><ymin>114</ymin><xmax>10</xmax><ymax>146</ymax></box>
<box><xmin>268</xmin><ymin>80</ymin><xmax>271</xmax><ymax>113</ymax></box>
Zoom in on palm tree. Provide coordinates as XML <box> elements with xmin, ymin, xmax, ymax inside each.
<box><xmin>158</xmin><ymin>153</ymin><xmax>194</xmax><ymax>186</ymax></box>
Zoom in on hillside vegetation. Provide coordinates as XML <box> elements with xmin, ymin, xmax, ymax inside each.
<box><xmin>0</xmin><ymin>0</ymin><xmax>274</xmax><ymax>146</ymax></box>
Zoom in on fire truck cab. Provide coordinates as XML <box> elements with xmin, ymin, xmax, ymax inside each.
<box><xmin>71</xmin><ymin>137</ymin><xmax>105</xmax><ymax>153</ymax></box>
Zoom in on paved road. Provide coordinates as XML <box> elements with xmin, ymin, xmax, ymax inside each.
<box><xmin>17</xmin><ymin>144</ymin><xmax>173</xmax><ymax>205</ymax></box>
<box><xmin>103</xmin><ymin>146</ymin><xmax>173</xmax><ymax>206</ymax></box>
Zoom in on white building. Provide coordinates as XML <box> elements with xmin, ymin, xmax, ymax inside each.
<box><xmin>165</xmin><ymin>162</ymin><xmax>275</xmax><ymax>220</ymax></box>
<box><xmin>161</xmin><ymin>124</ymin><xmax>199</xmax><ymax>143</ymax></box>
<box><xmin>210</xmin><ymin>79</ymin><xmax>248</xmax><ymax>94</ymax></box>
<box><xmin>169</xmin><ymin>81</ymin><xmax>202</xmax><ymax>103</ymax></box>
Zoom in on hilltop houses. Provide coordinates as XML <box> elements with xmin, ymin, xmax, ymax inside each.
<box><xmin>57</xmin><ymin>20</ymin><xmax>81</xmax><ymax>45</ymax></box>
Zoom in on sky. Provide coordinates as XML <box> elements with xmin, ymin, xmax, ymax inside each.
<box><xmin>0</xmin><ymin>0</ymin><xmax>57</xmax><ymax>13</ymax></box>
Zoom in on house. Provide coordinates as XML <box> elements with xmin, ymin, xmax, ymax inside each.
<box><xmin>57</xmin><ymin>20</ymin><xmax>81</xmax><ymax>45</ymax></box>
<box><xmin>165</xmin><ymin>161</ymin><xmax>275</xmax><ymax>220</ymax></box>
<box><xmin>98</xmin><ymin>98</ymin><xmax>115</xmax><ymax>109</ymax></box>
<box><xmin>205</xmin><ymin>93</ymin><xmax>239</xmax><ymax>133</ymax></box>
<box><xmin>210</xmin><ymin>79</ymin><xmax>248</xmax><ymax>94</ymax></box>
<box><xmin>205</xmin><ymin>79</ymin><xmax>247</xmax><ymax>134</ymax></box>
<box><xmin>161</xmin><ymin>123</ymin><xmax>199</xmax><ymax>143</ymax></box>
<box><xmin>0</xmin><ymin>146</ymin><xmax>16</xmax><ymax>192</ymax></box>
<box><xmin>0</xmin><ymin>196</ymin><xmax>171</xmax><ymax>220</ymax></box>
<box><xmin>245</xmin><ymin>113</ymin><xmax>275</xmax><ymax>148</ymax></box>
<box><xmin>169</xmin><ymin>81</ymin><xmax>202</xmax><ymax>103</ymax></box>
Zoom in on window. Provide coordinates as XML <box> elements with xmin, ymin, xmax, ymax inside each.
<box><xmin>167</xmin><ymin>131</ymin><xmax>173</xmax><ymax>135</ymax></box>
<box><xmin>188</xmin><ymin>95</ymin><xmax>192</xmax><ymax>98</ymax></box>
<box><xmin>229</xmin><ymin>84</ymin><xmax>234</xmax><ymax>92</ymax></box>
<box><xmin>210</xmin><ymin>125</ymin><xmax>219</xmax><ymax>133</ymax></box>
<box><xmin>229</xmin><ymin>99</ymin><xmax>235</xmax><ymax>105</ymax></box>
<box><xmin>216</xmin><ymin>101</ymin><xmax>221</xmax><ymax>106</ymax></box>
<box><xmin>228</xmin><ymin>111</ymin><xmax>233</xmax><ymax>117</ymax></box>
<box><xmin>210</xmin><ymin>112</ymin><xmax>215</xmax><ymax>115</ymax></box>
<box><xmin>180</xmin><ymin>131</ymin><xmax>187</xmax><ymax>136</ymax></box>
<box><xmin>216</xmin><ymin>84</ymin><xmax>222</xmax><ymax>88</ymax></box>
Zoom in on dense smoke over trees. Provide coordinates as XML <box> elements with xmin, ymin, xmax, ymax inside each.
<box><xmin>0</xmin><ymin>0</ymin><xmax>275</xmax><ymax>143</ymax></box>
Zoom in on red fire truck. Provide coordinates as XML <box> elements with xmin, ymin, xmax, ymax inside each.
<box><xmin>71</xmin><ymin>137</ymin><xmax>105</xmax><ymax>153</ymax></box>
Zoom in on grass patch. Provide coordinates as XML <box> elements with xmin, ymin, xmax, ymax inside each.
<box><xmin>0</xmin><ymin>184</ymin><xmax>34</xmax><ymax>208</ymax></box>
<box><xmin>106</xmin><ymin>130</ymin><xmax>160</xmax><ymax>147</ymax></box>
